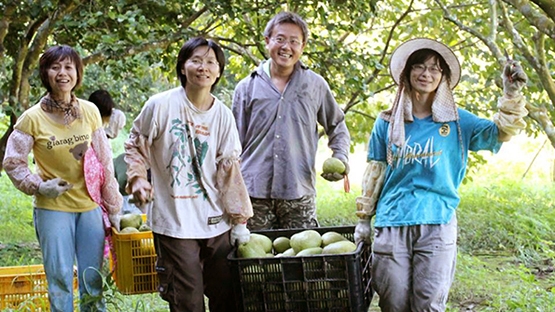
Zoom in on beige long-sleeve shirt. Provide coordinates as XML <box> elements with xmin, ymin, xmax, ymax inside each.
<box><xmin>125</xmin><ymin>87</ymin><xmax>252</xmax><ymax>239</ymax></box>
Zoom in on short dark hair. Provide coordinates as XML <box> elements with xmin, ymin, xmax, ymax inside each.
<box><xmin>402</xmin><ymin>49</ymin><xmax>452</xmax><ymax>87</ymax></box>
<box><xmin>264</xmin><ymin>11</ymin><xmax>309</xmax><ymax>44</ymax></box>
<box><xmin>39</xmin><ymin>45</ymin><xmax>84</xmax><ymax>93</ymax></box>
<box><xmin>175</xmin><ymin>37</ymin><xmax>225</xmax><ymax>92</ymax></box>
<box><xmin>88</xmin><ymin>89</ymin><xmax>115</xmax><ymax>117</ymax></box>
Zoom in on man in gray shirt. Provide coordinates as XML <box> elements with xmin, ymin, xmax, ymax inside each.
<box><xmin>232</xmin><ymin>11</ymin><xmax>351</xmax><ymax>230</ymax></box>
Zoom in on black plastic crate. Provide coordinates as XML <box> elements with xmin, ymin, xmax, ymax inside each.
<box><xmin>227</xmin><ymin>226</ymin><xmax>373</xmax><ymax>312</ymax></box>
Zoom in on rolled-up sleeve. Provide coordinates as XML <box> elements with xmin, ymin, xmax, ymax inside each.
<box><xmin>318</xmin><ymin>82</ymin><xmax>350</xmax><ymax>162</ymax></box>
<box><xmin>124</xmin><ymin>103</ymin><xmax>154</xmax><ymax>193</ymax></box>
<box><xmin>216</xmin><ymin>157</ymin><xmax>253</xmax><ymax>224</ymax></box>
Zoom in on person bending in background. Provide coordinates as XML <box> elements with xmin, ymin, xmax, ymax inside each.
<box><xmin>88</xmin><ymin>89</ymin><xmax>126</xmax><ymax>139</ymax></box>
<box><xmin>89</xmin><ymin>90</ymin><xmax>141</xmax><ymax>217</ymax></box>
<box><xmin>354</xmin><ymin>38</ymin><xmax>528</xmax><ymax>311</ymax></box>
<box><xmin>124</xmin><ymin>37</ymin><xmax>252</xmax><ymax>312</ymax></box>
<box><xmin>3</xmin><ymin>45</ymin><xmax>122</xmax><ymax>312</ymax></box>
<box><xmin>112</xmin><ymin>152</ymin><xmax>144</xmax><ymax>214</ymax></box>
<box><xmin>232</xmin><ymin>11</ymin><xmax>351</xmax><ymax>230</ymax></box>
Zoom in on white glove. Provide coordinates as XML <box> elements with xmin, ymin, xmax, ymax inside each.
<box><xmin>38</xmin><ymin>178</ymin><xmax>72</xmax><ymax>198</ymax></box>
<box><xmin>502</xmin><ymin>60</ymin><xmax>527</xmax><ymax>98</ymax></box>
<box><xmin>230</xmin><ymin>223</ymin><xmax>250</xmax><ymax>246</ymax></box>
<box><xmin>109</xmin><ymin>213</ymin><xmax>122</xmax><ymax>232</ymax></box>
<box><xmin>354</xmin><ymin>219</ymin><xmax>372</xmax><ymax>246</ymax></box>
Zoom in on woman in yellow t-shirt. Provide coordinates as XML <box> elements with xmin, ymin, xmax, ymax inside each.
<box><xmin>3</xmin><ymin>45</ymin><xmax>122</xmax><ymax>312</ymax></box>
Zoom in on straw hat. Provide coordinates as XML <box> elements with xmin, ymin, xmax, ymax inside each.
<box><xmin>389</xmin><ymin>38</ymin><xmax>461</xmax><ymax>89</ymax></box>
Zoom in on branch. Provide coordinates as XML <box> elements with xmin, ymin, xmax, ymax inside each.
<box><xmin>350</xmin><ymin>109</ymin><xmax>377</xmax><ymax>121</ymax></box>
<box><xmin>499</xmin><ymin>2</ymin><xmax>555</xmax><ymax>148</ymax></box>
<box><xmin>82</xmin><ymin>34</ymin><xmax>186</xmax><ymax>65</ymax></box>
<box><xmin>216</xmin><ymin>37</ymin><xmax>262</xmax><ymax>65</ymax></box>
<box><xmin>498</xmin><ymin>1</ymin><xmax>552</xmax><ymax>90</ymax></box>
<box><xmin>531</xmin><ymin>0</ymin><xmax>555</xmax><ymax>21</ymax></box>
<box><xmin>83</xmin><ymin>6</ymin><xmax>208</xmax><ymax>66</ymax></box>
<box><xmin>344</xmin><ymin>0</ymin><xmax>415</xmax><ymax>113</ymax></box>
<box><xmin>434</xmin><ymin>0</ymin><xmax>505</xmax><ymax>63</ymax></box>
<box><xmin>498</xmin><ymin>2</ymin><xmax>537</xmax><ymax>65</ymax></box>
<box><xmin>490</xmin><ymin>0</ymin><xmax>498</xmax><ymax>42</ymax></box>
<box><xmin>503</xmin><ymin>0</ymin><xmax>555</xmax><ymax>40</ymax></box>
<box><xmin>0</xmin><ymin>2</ymin><xmax>17</xmax><ymax>57</ymax></box>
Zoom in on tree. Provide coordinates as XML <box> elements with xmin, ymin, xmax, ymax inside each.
<box><xmin>431</xmin><ymin>0</ymin><xmax>555</xmax><ymax>146</ymax></box>
<box><xmin>0</xmin><ymin>0</ymin><xmax>381</xmax><ymax>170</ymax></box>
<box><xmin>1</xmin><ymin>0</ymin><xmax>555</xmax><ymax>174</ymax></box>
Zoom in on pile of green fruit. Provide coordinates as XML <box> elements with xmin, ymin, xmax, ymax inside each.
<box><xmin>118</xmin><ymin>213</ymin><xmax>152</xmax><ymax>234</ymax></box>
<box><xmin>237</xmin><ymin>229</ymin><xmax>357</xmax><ymax>258</ymax></box>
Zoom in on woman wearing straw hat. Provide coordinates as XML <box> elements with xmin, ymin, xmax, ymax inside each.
<box><xmin>353</xmin><ymin>38</ymin><xmax>528</xmax><ymax>311</ymax></box>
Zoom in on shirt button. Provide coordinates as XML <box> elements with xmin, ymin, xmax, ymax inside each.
<box><xmin>276</xmin><ymin>135</ymin><xmax>280</xmax><ymax>139</ymax></box>
<box><xmin>278</xmin><ymin>115</ymin><xmax>282</xmax><ymax>119</ymax></box>
<box><xmin>275</xmin><ymin>155</ymin><xmax>278</xmax><ymax>158</ymax></box>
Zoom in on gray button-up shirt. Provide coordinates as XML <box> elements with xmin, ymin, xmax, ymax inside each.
<box><xmin>232</xmin><ymin>61</ymin><xmax>350</xmax><ymax>200</ymax></box>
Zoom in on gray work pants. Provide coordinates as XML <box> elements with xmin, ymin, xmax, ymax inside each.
<box><xmin>371</xmin><ymin>215</ymin><xmax>458</xmax><ymax>312</ymax></box>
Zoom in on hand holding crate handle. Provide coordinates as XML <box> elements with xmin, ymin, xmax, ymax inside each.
<box><xmin>231</xmin><ymin>222</ymin><xmax>250</xmax><ymax>246</ymax></box>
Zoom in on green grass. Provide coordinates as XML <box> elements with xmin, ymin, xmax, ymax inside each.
<box><xmin>315</xmin><ymin>177</ymin><xmax>360</xmax><ymax>227</ymax></box>
<box><xmin>2</xmin><ymin>134</ymin><xmax>555</xmax><ymax>311</ymax></box>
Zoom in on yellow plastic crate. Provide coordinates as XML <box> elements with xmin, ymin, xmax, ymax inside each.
<box><xmin>111</xmin><ymin>215</ymin><xmax>158</xmax><ymax>294</ymax></box>
<box><xmin>0</xmin><ymin>264</ymin><xmax>77</xmax><ymax>311</ymax></box>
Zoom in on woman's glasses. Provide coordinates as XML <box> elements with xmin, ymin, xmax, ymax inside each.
<box><xmin>411</xmin><ymin>64</ymin><xmax>443</xmax><ymax>75</ymax></box>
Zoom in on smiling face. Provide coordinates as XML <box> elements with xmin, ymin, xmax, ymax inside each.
<box><xmin>181</xmin><ymin>46</ymin><xmax>221</xmax><ymax>92</ymax></box>
<box><xmin>47</xmin><ymin>58</ymin><xmax>78</xmax><ymax>99</ymax></box>
<box><xmin>265</xmin><ymin>22</ymin><xmax>305</xmax><ymax>73</ymax></box>
<box><xmin>409</xmin><ymin>56</ymin><xmax>443</xmax><ymax>96</ymax></box>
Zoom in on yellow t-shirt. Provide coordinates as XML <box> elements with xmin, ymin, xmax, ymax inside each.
<box><xmin>15</xmin><ymin>99</ymin><xmax>102</xmax><ymax>212</ymax></box>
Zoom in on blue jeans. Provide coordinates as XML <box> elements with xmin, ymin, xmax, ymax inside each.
<box><xmin>34</xmin><ymin>207</ymin><xmax>106</xmax><ymax>312</ymax></box>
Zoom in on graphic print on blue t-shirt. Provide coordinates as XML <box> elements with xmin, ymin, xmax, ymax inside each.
<box><xmin>391</xmin><ymin>134</ymin><xmax>442</xmax><ymax>168</ymax></box>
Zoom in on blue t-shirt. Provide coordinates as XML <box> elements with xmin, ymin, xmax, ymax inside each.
<box><xmin>368</xmin><ymin>108</ymin><xmax>502</xmax><ymax>227</ymax></box>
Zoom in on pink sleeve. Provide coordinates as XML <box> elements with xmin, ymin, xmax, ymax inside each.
<box><xmin>2</xmin><ymin>129</ymin><xmax>43</xmax><ymax>195</ymax></box>
<box><xmin>91</xmin><ymin>128</ymin><xmax>123</xmax><ymax>214</ymax></box>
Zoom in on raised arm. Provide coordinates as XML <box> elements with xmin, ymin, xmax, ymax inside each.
<box><xmin>494</xmin><ymin>59</ymin><xmax>528</xmax><ymax>142</ymax></box>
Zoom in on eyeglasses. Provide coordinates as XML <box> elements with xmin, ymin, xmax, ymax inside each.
<box><xmin>411</xmin><ymin>63</ymin><xmax>443</xmax><ymax>74</ymax></box>
<box><xmin>271</xmin><ymin>36</ymin><xmax>302</xmax><ymax>47</ymax></box>
<box><xmin>187</xmin><ymin>58</ymin><xmax>220</xmax><ymax>68</ymax></box>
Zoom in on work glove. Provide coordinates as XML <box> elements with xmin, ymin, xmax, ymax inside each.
<box><xmin>38</xmin><ymin>178</ymin><xmax>72</xmax><ymax>198</ymax></box>
<box><xmin>109</xmin><ymin>213</ymin><xmax>122</xmax><ymax>232</ymax></box>
<box><xmin>321</xmin><ymin>158</ymin><xmax>350</xmax><ymax>182</ymax></box>
<box><xmin>230</xmin><ymin>223</ymin><xmax>250</xmax><ymax>246</ymax></box>
<box><xmin>354</xmin><ymin>219</ymin><xmax>372</xmax><ymax>246</ymax></box>
<box><xmin>503</xmin><ymin>59</ymin><xmax>527</xmax><ymax>98</ymax></box>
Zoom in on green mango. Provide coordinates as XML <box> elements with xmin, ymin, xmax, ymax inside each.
<box><xmin>321</xmin><ymin>231</ymin><xmax>349</xmax><ymax>247</ymax></box>
<box><xmin>322</xmin><ymin>240</ymin><xmax>357</xmax><ymax>255</ymax></box>
<box><xmin>237</xmin><ymin>241</ymin><xmax>266</xmax><ymax>258</ymax></box>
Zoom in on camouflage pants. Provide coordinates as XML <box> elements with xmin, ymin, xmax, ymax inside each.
<box><xmin>247</xmin><ymin>195</ymin><xmax>319</xmax><ymax>230</ymax></box>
